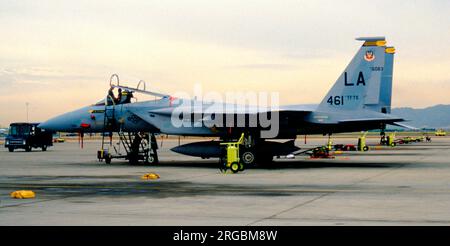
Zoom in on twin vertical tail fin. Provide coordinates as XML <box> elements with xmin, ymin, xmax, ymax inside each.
<box><xmin>318</xmin><ymin>37</ymin><xmax>395</xmax><ymax>114</ymax></box>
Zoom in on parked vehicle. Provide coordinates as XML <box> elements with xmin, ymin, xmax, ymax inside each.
<box><xmin>5</xmin><ymin>123</ymin><xmax>54</xmax><ymax>152</ymax></box>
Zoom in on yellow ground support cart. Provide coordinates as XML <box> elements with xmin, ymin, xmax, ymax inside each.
<box><xmin>435</xmin><ymin>129</ymin><xmax>447</xmax><ymax>136</ymax></box>
<box><xmin>387</xmin><ymin>132</ymin><xmax>396</xmax><ymax>147</ymax></box>
<box><xmin>219</xmin><ymin>133</ymin><xmax>245</xmax><ymax>173</ymax></box>
<box><xmin>358</xmin><ymin>132</ymin><xmax>369</xmax><ymax>151</ymax></box>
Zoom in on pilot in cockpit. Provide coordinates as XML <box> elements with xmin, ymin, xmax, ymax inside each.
<box><xmin>121</xmin><ymin>90</ymin><xmax>134</xmax><ymax>104</ymax></box>
<box><xmin>106</xmin><ymin>87</ymin><xmax>134</xmax><ymax>105</ymax></box>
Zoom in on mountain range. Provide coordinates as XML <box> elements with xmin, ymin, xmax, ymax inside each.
<box><xmin>391</xmin><ymin>104</ymin><xmax>450</xmax><ymax>129</ymax></box>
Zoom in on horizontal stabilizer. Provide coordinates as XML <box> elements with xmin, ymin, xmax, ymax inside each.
<box><xmin>339</xmin><ymin>117</ymin><xmax>404</xmax><ymax>124</ymax></box>
<box><xmin>389</xmin><ymin>122</ymin><xmax>419</xmax><ymax>130</ymax></box>
<box><xmin>355</xmin><ymin>36</ymin><xmax>385</xmax><ymax>41</ymax></box>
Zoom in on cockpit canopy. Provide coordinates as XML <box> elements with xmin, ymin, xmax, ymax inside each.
<box><xmin>93</xmin><ymin>88</ymin><xmax>134</xmax><ymax>106</ymax></box>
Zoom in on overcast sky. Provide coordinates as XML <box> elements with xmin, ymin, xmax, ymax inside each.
<box><xmin>0</xmin><ymin>0</ymin><xmax>449</xmax><ymax>126</ymax></box>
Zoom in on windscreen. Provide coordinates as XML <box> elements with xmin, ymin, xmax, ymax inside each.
<box><xmin>9</xmin><ymin>125</ymin><xmax>31</xmax><ymax>136</ymax></box>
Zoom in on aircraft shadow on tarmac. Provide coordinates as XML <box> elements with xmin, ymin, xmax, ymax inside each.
<box><xmin>0</xmin><ymin>179</ymin><xmax>360</xmax><ymax>200</ymax></box>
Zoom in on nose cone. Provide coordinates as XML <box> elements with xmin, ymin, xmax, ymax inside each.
<box><xmin>38</xmin><ymin>106</ymin><xmax>90</xmax><ymax>132</ymax></box>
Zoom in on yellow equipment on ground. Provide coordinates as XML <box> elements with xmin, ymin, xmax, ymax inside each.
<box><xmin>358</xmin><ymin>132</ymin><xmax>369</xmax><ymax>151</ymax></box>
<box><xmin>435</xmin><ymin>129</ymin><xmax>447</xmax><ymax>136</ymax></box>
<box><xmin>53</xmin><ymin>138</ymin><xmax>65</xmax><ymax>143</ymax></box>
<box><xmin>326</xmin><ymin>137</ymin><xmax>333</xmax><ymax>151</ymax></box>
<box><xmin>219</xmin><ymin>133</ymin><xmax>245</xmax><ymax>173</ymax></box>
<box><xmin>387</xmin><ymin>132</ymin><xmax>396</xmax><ymax>147</ymax></box>
<box><xmin>10</xmin><ymin>190</ymin><xmax>35</xmax><ymax>199</ymax></box>
<box><xmin>141</xmin><ymin>172</ymin><xmax>160</xmax><ymax>180</ymax></box>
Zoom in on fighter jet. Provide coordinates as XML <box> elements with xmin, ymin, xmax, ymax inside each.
<box><xmin>39</xmin><ymin>37</ymin><xmax>404</xmax><ymax>165</ymax></box>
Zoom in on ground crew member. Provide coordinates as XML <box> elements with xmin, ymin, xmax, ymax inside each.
<box><xmin>123</xmin><ymin>90</ymin><xmax>134</xmax><ymax>104</ymax></box>
<box><xmin>107</xmin><ymin>87</ymin><xmax>115</xmax><ymax>105</ymax></box>
<box><xmin>116</xmin><ymin>88</ymin><xmax>123</xmax><ymax>104</ymax></box>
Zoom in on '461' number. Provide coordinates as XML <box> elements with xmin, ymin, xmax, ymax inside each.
<box><xmin>327</xmin><ymin>96</ymin><xmax>344</xmax><ymax>105</ymax></box>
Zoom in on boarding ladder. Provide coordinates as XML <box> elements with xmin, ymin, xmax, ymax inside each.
<box><xmin>97</xmin><ymin>75</ymin><xmax>159</xmax><ymax>164</ymax></box>
<box><xmin>100</xmin><ymin>95</ymin><xmax>117</xmax><ymax>151</ymax></box>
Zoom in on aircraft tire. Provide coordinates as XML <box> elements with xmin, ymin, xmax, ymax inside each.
<box><xmin>147</xmin><ymin>155</ymin><xmax>159</xmax><ymax>165</ymax></box>
<box><xmin>241</xmin><ymin>150</ymin><xmax>256</xmax><ymax>166</ymax></box>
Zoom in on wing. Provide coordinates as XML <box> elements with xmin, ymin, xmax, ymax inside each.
<box><xmin>127</xmin><ymin>98</ymin><xmax>405</xmax><ymax>136</ymax></box>
<box><xmin>126</xmin><ymin>100</ymin><xmax>315</xmax><ymax>135</ymax></box>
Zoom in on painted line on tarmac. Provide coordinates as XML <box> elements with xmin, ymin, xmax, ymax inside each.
<box><xmin>246</xmin><ymin>193</ymin><xmax>331</xmax><ymax>226</ymax></box>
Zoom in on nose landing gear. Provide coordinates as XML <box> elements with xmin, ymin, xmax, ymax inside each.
<box><xmin>98</xmin><ymin>132</ymin><xmax>159</xmax><ymax>165</ymax></box>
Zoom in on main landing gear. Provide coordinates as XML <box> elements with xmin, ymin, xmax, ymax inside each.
<box><xmin>218</xmin><ymin>132</ymin><xmax>277</xmax><ymax>172</ymax></box>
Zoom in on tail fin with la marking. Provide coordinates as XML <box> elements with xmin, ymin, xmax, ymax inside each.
<box><xmin>317</xmin><ymin>37</ymin><xmax>395</xmax><ymax>114</ymax></box>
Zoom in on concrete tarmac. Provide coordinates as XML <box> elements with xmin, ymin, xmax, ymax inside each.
<box><xmin>1</xmin><ymin>135</ymin><xmax>450</xmax><ymax>225</ymax></box>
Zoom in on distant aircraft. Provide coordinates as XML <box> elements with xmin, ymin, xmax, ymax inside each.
<box><xmin>39</xmin><ymin>37</ymin><xmax>406</xmax><ymax>166</ymax></box>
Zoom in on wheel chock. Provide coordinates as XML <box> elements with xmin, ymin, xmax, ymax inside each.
<box><xmin>10</xmin><ymin>190</ymin><xmax>35</xmax><ymax>199</ymax></box>
<box><xmin>141</xmin><ymin>173</ymin><xmax>160</xmax><ymax>180</ymax></box>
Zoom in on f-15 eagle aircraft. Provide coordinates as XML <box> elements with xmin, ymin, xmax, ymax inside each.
<box><xmin>39</xmin><ymin>37</ymin><xmax>405</xmax><ymax>166</ymax></box>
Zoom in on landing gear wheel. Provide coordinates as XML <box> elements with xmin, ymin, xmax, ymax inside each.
<box><xmin>230</xmin><ymin>162</ymin><xmax>240</xmax><ymax>173</ymax></box>
<box><xmin>241</xmin><ymin>151</ymin><xmax>256</xmax><ymax>166</ymax></box>
<box><xmin>147</xmin><ymin>155</ymin><xmax>154</xmax><ymax>164</ymax></box>
<box><xmin>147</xmin><ymin>154</ymin><xmax>159</xmax><ymax>165</ymax></box>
